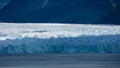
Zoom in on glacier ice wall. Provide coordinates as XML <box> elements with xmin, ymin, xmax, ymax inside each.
<box><xmin>0</xmin><ymin>35</ymin><xmax>120</xmax><ymax>54</ymax></box>
<box><xmin>0</xmin><ymin>23</ymin><xmax>120</xmax><ymax>54</ymax></box>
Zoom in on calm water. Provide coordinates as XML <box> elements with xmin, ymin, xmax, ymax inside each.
<box><xmin>0</xmin><ymin>54</ymin><xmax>120</xmax><ymax>68</ymax></box>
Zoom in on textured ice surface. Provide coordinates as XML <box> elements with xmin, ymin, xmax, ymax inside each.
<box><xmin>0</xmin><ymin>23</ymin><xmax>120</xmax><ymax>54</ymax></box>
<box><xmin>0</xmin><ymin>23</ymin><xmax>120</xmax><ymax>40</ymax></box>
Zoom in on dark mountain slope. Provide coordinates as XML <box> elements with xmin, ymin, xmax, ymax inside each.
<box><xmin>97</xmin><ymin>9</ymin><xmax>120</xmax><ymax>24</ymax></box>
<box><xmin>0</xmin><ymin>0</ymin><xmax>119</xmax><ymax>24</ymax></box>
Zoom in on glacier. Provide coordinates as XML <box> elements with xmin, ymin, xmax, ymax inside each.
<box><xmin>0</xmin><ymin>23</ymin><xmax>120</xmax><ymax>54</ymax></box>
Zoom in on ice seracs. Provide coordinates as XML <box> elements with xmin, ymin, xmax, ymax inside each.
<box><xmin>0</xmin><ymin>23</ymin><xmax>120</xmax><ymax>40</ymax></box>
<box><xmin>0</xmin><ymin>23</ymin><xmax>120</xmax><ymax>54</ymax></box>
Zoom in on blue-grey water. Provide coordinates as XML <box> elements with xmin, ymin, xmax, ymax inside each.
<box><xmin>0</xmin><ymin>54</ymin><xmax>120</xmax><ymax>68</ymax></box>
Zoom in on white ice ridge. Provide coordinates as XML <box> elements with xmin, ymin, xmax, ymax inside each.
<box><xmin>0</xmin><ymin>23</ymin><xmax>120</xmax><ymax>40</ymax></box>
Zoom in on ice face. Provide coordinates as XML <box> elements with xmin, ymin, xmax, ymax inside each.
<box><xmin>0</xmin><ymin>23</ymin><xmax>120</xmax><ymax>54</ymax></box>
<box><xmin>0</xmin><ymin>35</ymin><xmax>120</xmax><ymax>54</ymax></box>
